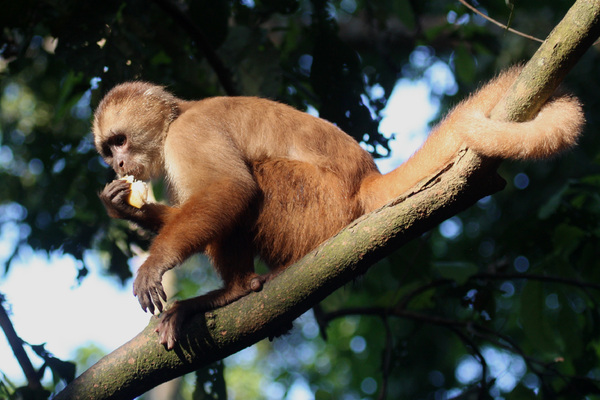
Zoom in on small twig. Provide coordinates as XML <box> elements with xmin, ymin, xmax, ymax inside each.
<box><xmin>457</xmin><ymin>0</ymin><xmax>543</xmax><ymax>43</ymax></box>
<box><xmin>449</xmin><ymin>325</ymin><xmax>489</xmax><ymax>398</ymax></box>
<box><xmin>397</xmin><ymin>271</ymin><xmax>600</xmax><ymax>313</ymax></box>
<box><xmin>324</xmin><ymin>306</ymin><xmax>468</xmax><ymax>330</ymax></box>
<box><xmin>473</xmin><ymin>272</ymin><xmax>600</xmax><ymax>291</ymax></box>
<box><xmin>0</xmin><ymin>294</ymin><xmax>41</xmax><ymax>390</ymax></box>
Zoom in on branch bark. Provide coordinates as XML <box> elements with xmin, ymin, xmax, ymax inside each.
<box><xmin>55</xmin><ymin>1</ymin><xmax>600</xmax><ymax>398</ymax></box>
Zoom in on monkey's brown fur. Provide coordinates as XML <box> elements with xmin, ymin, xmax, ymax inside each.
<box><xmin>93</xmin><ymin>67</ymin><xmax>583</xmax><ymax>349</ymax></box>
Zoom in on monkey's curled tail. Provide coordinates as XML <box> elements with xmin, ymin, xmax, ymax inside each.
<box><xmin>449</xmin><ymin>69</ymin><xmax>585</xmax><ymax>160</ymax></box>
<box><xmin>359</xmin><ymin>68</ymin><xmax>584</xmax><ymax>211</ymax></box>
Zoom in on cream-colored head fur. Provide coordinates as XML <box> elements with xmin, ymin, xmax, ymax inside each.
<box><xmin>93</xmin><ymin>82</ymin><xmax>180</xmax><ymax>180</ymax></box>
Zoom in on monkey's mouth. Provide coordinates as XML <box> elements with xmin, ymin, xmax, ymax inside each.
<box><xmin>119</xmin><ymin>167</ymin><xmax>144</xmax><ymax>181</ymax></box>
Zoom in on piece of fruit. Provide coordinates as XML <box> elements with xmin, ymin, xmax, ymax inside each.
<box><xmin>119</xmin><ymin>175</ymin><xmax>148</xmax><ymax>208</ymax></box>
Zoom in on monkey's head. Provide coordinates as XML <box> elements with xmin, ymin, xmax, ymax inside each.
<box><xmin>93</xmin><ymin>82</ymin><xmax>179</xmax><ymax>181</ymax></box>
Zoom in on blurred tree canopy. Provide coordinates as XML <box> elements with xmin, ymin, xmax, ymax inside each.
<box><xmin>2</xmin><ymin>0</ymin><xmax>600</xmax><ymax>399</ymax></box>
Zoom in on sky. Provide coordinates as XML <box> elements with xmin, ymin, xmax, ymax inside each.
<box><xmin>0</xmin><ymin>71</ymin><xmax>441</xmax><ymax>386</ymax></box>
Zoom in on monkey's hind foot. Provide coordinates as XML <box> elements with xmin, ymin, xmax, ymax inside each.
<box><xmin>156</xmin><ymin>301</ymin><xmax>190</xmax><ymax>350</ymax></box>
<box><xmin>156</xmin><ymin>283</ymin><xmax>266</xmax><ymax>349</ymax></box>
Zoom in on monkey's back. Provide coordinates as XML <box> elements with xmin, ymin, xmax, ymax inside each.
<box><xmin>179</xmin><ymin>97</ymin><xmax>381</xmax><ymax>268</ymax></box>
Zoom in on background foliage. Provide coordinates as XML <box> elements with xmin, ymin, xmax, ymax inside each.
<box><xmin>2</xmin><ymin>0</ymin><xmax>600</xmax><ymax>399</ymax></box>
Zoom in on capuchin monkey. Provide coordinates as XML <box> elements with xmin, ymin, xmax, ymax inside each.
<box><xmin>93</xmin><ymin>67</ymin><xmax>583</xmax><ymax>349</ymax></box>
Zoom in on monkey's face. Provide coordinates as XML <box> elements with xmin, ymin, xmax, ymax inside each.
<box><xmin>93</xmin><ymin>111</ymin><xmax>162</xmax><ymax>181</ymax></box>
<box><xmin>93</xmin><ymin>82</ymin><xmax>178</xmax><ymax>181</ymax></box>
<box><xmin>95</xmin><ymin>129</ymin><xmax>150</xmax><ymax>180</ymax></box>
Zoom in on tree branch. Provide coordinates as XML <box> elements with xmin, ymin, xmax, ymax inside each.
<box><xmin>490</xmin><ymin>0</ymin><xmax>600</xmax><ymax>122</ymax></box>
<box><xmin>55</xmin><ymin>1</ymin><xmax>600</xmax><ymax>398</ymax></box>
<box><xmin>0</xmin><ymin>294</ymin><xmax>42</xmax><ymax>391</ymax></box>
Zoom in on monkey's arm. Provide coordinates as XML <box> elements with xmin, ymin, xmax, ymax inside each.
<box><xmin>99</xmin><ymin>179</ymin><xmax>173</xmax><ymax>233</ymax></box>
<box><xmin>133</xmin><ymin>173</ymin><xmax>258</xmax><ymax>314</ymax></box>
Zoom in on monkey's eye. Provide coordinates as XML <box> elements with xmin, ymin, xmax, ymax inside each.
<box><xmin>109</xmin><ymin>133</ymin><xmax>127</xmax><ymax>148</ymax></box>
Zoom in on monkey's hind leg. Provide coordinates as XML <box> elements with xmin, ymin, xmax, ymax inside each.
<box><xmin>157</xmin><ymin>231</ymin><xmax>265</xmax><ymax>349</ymax></box>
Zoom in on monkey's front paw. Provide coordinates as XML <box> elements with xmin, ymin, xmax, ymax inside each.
<box><xmin>133</xmin><ymin>267</ymin><xmax>167</xmax><ymax>315</ymax></box>
<box><xmin>99</xmin><ymin>179</ymin><xmax>137</xmax><ymax>219</ymax></box>
<box><xmin>156</xmin><ymin>302</ymin><xmax>187</xmax><ymax>350</ymax></box>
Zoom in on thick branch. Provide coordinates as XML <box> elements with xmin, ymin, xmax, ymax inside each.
<box><xmin>490</xmin><ymin>0</ymin><xmax>600</xmax><ymax>122</ymax></box>
<box><xmin>55</xmin><ymin>1</ymin><xmax>600</xmax><ymax>398</ymax></box>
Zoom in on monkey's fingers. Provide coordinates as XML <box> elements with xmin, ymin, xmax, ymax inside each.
<box><xmin>133</xmin><ymin>283</ymin><xmax>154</xmax><ymax>314</ymax></box>
<box><xmin>146</xmin><ymin>300</ymin><xmax>155</xmax><ymax>315</ymax></box>
<box><xmin>104</xmin><ymin>179</ymin><xmax>131</xmax><ymax>199</ymax></box>
<box><xmin>112</xmin><ymin>188</ymin><xmax>132</xmax><ymax>205</ymax></box>
<box><xmin>100</xmin><ymin>182</ymin><xmax>130</xmax><ymax>206</ymax></box>
<box><xmin>159</xmin><ymin>329</ymin><xmax>178</xmax><ymax>350</ymax></box>
<box><xmin>139</xmin><ymin>292</ymin><xmax>155</xmax><ymax>315</ymax></box>
<box><xmin>156</xmin><ymin>302</ymin><xmax>187</xmax><ymax>350</ymax></box>
<box><xmin>150</xmin><ymin>287</ymin><xmax>165</xmax><ymax>314</ymax></box>
<box><xmin>157</xmin><ymin>316</ymin><xmax>180</xmax><ymax>350</ymax></box>
<box><xmin>159</xmin><ymin>286</ymin><xmax>167</xmax><ymax>302</ymax></box>
<box><xmin>133</xmin><ymin>267</ymin><xmax>168</xmax><ymax>314</ymax></box>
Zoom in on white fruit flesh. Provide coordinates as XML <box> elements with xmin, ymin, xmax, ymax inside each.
<box><xmin>120</xmin><ymin>176</ymin><xmax>148</xmax><ymax>208</ymax></box>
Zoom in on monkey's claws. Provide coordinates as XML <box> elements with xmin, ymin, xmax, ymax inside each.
<box><xmin>133</xmin><ymin>267</ymin><xmax>167</xmax><ymax>315</ymax></box>
<box><xmin>156</xmin><ymin>302</ymin><xmax>188</xmax><ymax>350</ymax></box>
